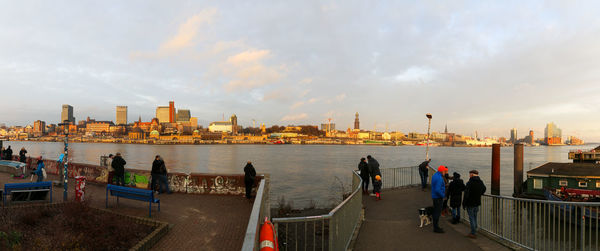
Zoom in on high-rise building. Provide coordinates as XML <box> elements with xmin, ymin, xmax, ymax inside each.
<box><xmin>33</xmin><ymin>120</ymin><xmax>46</xmax><ymax>135</ymax></box>
<box><xmin>189</xmin><ymin>117</ymin><xmax>198</xmax><ymax>129</ymax></box>
<box><xmin>230</xmin><ymin>114</ymin><xmax>238</xmax><ymax>135</ymax></box>
<box><xmin>510</xmin><ymin>128</ymin><xmax>517</xmax><ymax>143</ymax></box>
<box><xmin>354</xmin><ymin>112</ymin><xmax>360</xmax><ymax>130</ymax></box>
<box><xmin>544</xmin><ymin>122</ymin><xmax>562</xmax><ymax>145</ymax></box>
<box><xmin>61</xmin><ymin>104</ymin><xmax>74</xmax><ymax>123</ymax></box>
<box><xmin>176</xmin><ymin>109</ymin><xmax>191</xmax><ymax>122</ymax></box>
<box><xmin>116</xmin><ymin>106</ymin><xmax>128</xmax><ymax>125</ymax></box>
<box><xmin>169</xmin><ymin>101</ymin><xmax>175</xmax><ymax>123</ymax></box>
<box><xmin>529</xmin><ymin>130</ymin><xmax>534</xmax><ymax>144</ymax></box>
<box><xmin>156</xmin><ymin>106</ymin><xmax>170</xmax><ymax>123</ymax></box>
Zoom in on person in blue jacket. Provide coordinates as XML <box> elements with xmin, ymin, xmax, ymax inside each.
<box><xmin>431</xmin><ymin>165</ymin><xmax>448</xmax><ymax>233</ymax></box>
<box><xmin>35</xmin><ymin>156</ymin><xmax>45</xmax><ymax>182</ymax></box>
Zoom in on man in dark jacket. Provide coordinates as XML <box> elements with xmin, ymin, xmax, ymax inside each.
<box><xmin>244</xmin><ymin>161</ymin><xmax>256</xmax><ymax>199</ymax></box>
<box><xmin>358</xmin><ymin>158</ymin><xmax>370</xmax><ymax>194</ymax></box>
<box><xmin>19</xmin><ymin>147</ymin><xmax>27</xmax><ymax>163</ymax></box>
<box><xmin>367</xmin><ymin>155</ymin><xmax>381</xmax><ymax>195</ymax></box>
<box><xmin>418</xmin><ymin>159</ymin><xmax>431</xmax><ymax>190</ymax></box>
<box><xmin>447</xmin><ymin>172</ymin><xmax>466</xmax><ymax>224</ymax></box>
<box><xmin>463</xmin><ymin>170</ymin><xmax>486</xmax><ymax>238</ymax></box>
<box><xmin>111</xmin><ymin>152</ymin><xmax>126</xmax><ymax>186</ymax></box>
<box><xmin>151</xmin><ymin>155</ymin><xmax>171</xmax><ymax>194</ymax></box>
<box><xmin>5</xmin><ymin>146</ymin><xmax>13</xmax><ymax>160</ymax></box>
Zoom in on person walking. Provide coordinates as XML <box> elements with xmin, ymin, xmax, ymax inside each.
<box><xmin>463</xmin><ymin>170</ymin><xmax>487</xmax><ymax>238</ymax></box>
<box><xmin>431</xmin><ymin>165</ymin><xmax>448</xmax><ymax>233</ymax></box>
<box><xmin>367</xmin><ymin>155</ymin><xmax>381</xmax><ymax>195</ymax></box>
<box><xmin>5</xmin><ymin>146</ymin><xmax>13</xmax><ymax>160</ymax></box>
<box><xmin>19</xmin><ymin>147</ymin><xmax>27</xmax><ymax>163</ymax></box>
<box><xmin>244</xmin><ymin>161</ymin><xmax>256</xmax><ymax>199</ymax></box>
<box><xmin>418</xmin><ymin>159</ymin><xmax>431</xmax><ymax>191</ymax></box>
<box><xmin>358</xmin><ymin>158</ymin><xmax>370</xmax><ymax>194</ymax></box>
<box><xmin>151</xmin><ymin>155</ymin><xmax>171</xmax><ymax>194</ymax></box>
<box><xmin>111</xmin><ymin>153</ymin><xmax>126</xmax><ymax>186</ymax></box>
<box><xmin>447</xmin><ymin>172</ymin><xmax>466</xmax><ymax>224</ymax></box>
<box><xmin>35</xmin><ymin>156</ymin><xmax>45</xmax><ymax>182</ymax></box>
<box><xmin>106</xmin><ymin>154</ymin><xmax>114</xmax><ymax>184</ymax></box>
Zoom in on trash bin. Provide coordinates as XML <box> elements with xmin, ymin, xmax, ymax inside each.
<box><xmin>75</xmin><ymin>176</ymin><xmax>86</xmax><ymax>202</ymax></box>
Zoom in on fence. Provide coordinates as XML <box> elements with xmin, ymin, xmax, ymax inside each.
<box><xmin>241</xmin><ymin>176</ymin><xmax>270</xmax><ymax>251</ymax></box>
<box><xmin>378</xmin><ymin>166</ymin><xmax>434</xmax><ymax>189</ymax></box>
<box><xmin>461</xmin><ymin>194</ymin><xmax>600</xmax><ymax>251</ymax></box>
<box><xmin>272</xmin><ymin>170</ymin><xmax>363</xmax><ymax>251</ymax></box>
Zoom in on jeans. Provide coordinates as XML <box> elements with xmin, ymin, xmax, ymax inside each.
<box><xmin>371</xmin><ymin>176</ymin><xmax>376</xmax><ymax>194</ymax></box>
<box><xmin>107</xmin><ymin>171</ymin><xmax>114</xmax><ymax>185</ymax></box>
<box><xmin>37</xmin><ymin>174</ymin><xmax>44</xmax><ymax>182</ymax></box>
<box><xmin>245</xmin><ymin>179</ymin><xmax>254</xmax><ymax>198</ymax></box>
<box><xmin>451</xmin><ymin>207</ymin><xmax>460</xmax><ymax>220</ymax></box>
<box><xmin>158</xmin><ymin>174</ymin><xmax>171</xmax><ymax>194</ymax></box>
<box><xmin>432</xmin><ymin>198</ymin><xmax>444</xmax><ymax>230</ymax></box>
<box><xmin>467</xmin><ymin>206</ymin><xmax>479</xmax><ymax>234</ymax></box>
<box><xmin>362</xmin><ymin>177</ymin><xmax>370</xmax><ymax>192</ymax></box>
<box><xmin>419</xmin><ymin>170</ymin><xmax>428</xmax><ymax>189</ymax></box>
<box><xmin>115</xmin><ymin>174</ymin><xmax>125</xmax><ymax>186</ymax></box>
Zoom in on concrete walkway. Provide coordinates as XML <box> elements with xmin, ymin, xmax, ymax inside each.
<box><xmin>354</xmin><ymin>187</ymin><xmax>510</xmax><ymax>251</ymax></box>
<box><xmin>0</xmin><ymin>172</ymin><xmax>252</xmax><ymax>251</ymax></box>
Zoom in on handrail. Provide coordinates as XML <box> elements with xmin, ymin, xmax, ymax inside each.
<box><xmin>241</xmin><ymin>175</ymin><xmax>269</xmax><ymax>251</ymax></box>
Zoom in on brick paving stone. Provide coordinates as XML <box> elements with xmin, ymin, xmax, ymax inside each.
<box><xmin>0</xmin><ymin>172</ymin><xmax>252</xmax><ymax>251</ymax></box>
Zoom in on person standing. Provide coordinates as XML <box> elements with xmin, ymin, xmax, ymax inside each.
<box><xmin>463</xmin><ymin>170</ymin><xmax>486</xmax><ymax>238</ymax></box>
<box><xmin>35</xmin><ymin>156</ymin><xmax>45</xmax><ymax>182</ymax></box>
<box><xmin>358</xmin><ymin>158</ymin><xmax>370</xmax><ymax>194</ymax></box>
<box><xmin>5</xmin><ymin>146</ymin><xmax>13</xmax><ymax>160</ymax></box>
<box><xmin>111</xmin><ymin>153</ymin><xmax>126</xmax><ymax>186</ymax></box>
<box><xmin>367</xmin><ymin>155</ymin><xmax>381</xmax><ymax>195</ymax></box>
<box><xmin>244</xmin><ymin>161</ymin><xmax>256</xmax><ymax>199</ymax></box>
<box><xmin>447</xmin><ymin>172</ymin><xmax>466</xmax><ymax>224</ymax></box>
<box><xmin>106</xmin><ymin>154</ymin><xmax>114</xmax><ymax>184</ymax></box>
<box><xmin>151</xmin><ymin>155</ymin><xmax>171</xmax><ymax>194</ymax></box>
<box><xmin>0</xmin><ymin>147</ymin><xmax>5</xmax><ymax>160</ymax></box>
<box><xmin>19</xmin><ymin>147</ymin><xmax>27</xmax><ymax>163</ymax></box>
<box><xmin>418</xmin><ymin>159</ymin><xmax>431</xmax><ymax>191</ymax></box>
<box><xmin>431</xmin><ymin>165</ymin><xmax>448</xmax><ymax>233</ymax></box>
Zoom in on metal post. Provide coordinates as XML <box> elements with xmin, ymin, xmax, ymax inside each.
<box><xmin>514</xmin><ymin>143</ymin><xmax>524</xmax><ymax>197</ymax></box>
<box><xmin>425</xmin><ymin>113</ymin><xmax>432</xmax><ymax>160</ymax></box>
<box><xmin>491</xmin><ymin>143</ymin><xmax>501</xmax><ymax>195</ymax></box>
<box><xmin>63</xmin><ymin>129</ymin><xmax>69</xmax><ymax>201</ymax></box>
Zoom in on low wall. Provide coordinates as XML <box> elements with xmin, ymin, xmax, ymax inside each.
<box><xmin>7</xmin><ymin>155</ymin><xmax>261</xmax><ymax>195</ymax></box>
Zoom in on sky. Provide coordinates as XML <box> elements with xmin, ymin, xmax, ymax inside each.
<box><xmin>1</xmin><ymin>1</ymin><xmax>600</xmax><ymax>141</ymax></box>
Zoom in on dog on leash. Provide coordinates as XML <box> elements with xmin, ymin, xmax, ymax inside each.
<box><xmin>418</xmin><ymin>207</ymin><xmax>434</xmax><ymax>227</ymax></box>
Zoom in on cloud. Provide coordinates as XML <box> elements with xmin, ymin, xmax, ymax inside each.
<box><xmin>394</xmin><ymin>66</ymin><xmax>436</xmax><ymax>84</ymax></box>
<box><xmin>222</xmin><ymin>49</ymin><xmax>285</xmax><ymax>91</ymax></box>
<box><xmin>290</xmin><ymin>101</ymin><xmax>304</xmax><ymax>109</ymax></box>
<box><xmin>281</xmin><ymin>113</ymin><xmax>308</xmax><ymax>121</ymax></box>
<box><xmin>335</xmin><ymin>93</ymin><xmax>346</xmax><ymax>102</ymax></box>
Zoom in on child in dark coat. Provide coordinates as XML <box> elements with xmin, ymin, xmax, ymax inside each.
<box><xmin>447</xmin><ymin>172</ymin><xmax>466</xmax><ymax>224</ymax></box>
<box><xmin>373</xmin><ymin>175</ymin><xmax>382</xmax><ymax>200</ymax></box>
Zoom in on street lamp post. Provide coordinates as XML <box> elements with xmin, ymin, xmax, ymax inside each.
<box><xmin>59</xmin><ymin>123</ymin><xmax>69</xmax><ymax>201</ymax></box>
<box><xmin>425</xmin><ymin>113</ymin><xmax>432</xmax><ymax>160</ymax></box>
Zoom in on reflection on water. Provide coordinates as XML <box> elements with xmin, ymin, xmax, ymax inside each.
<box><xmin>4</xmin><ymin>141</ymin><xmax>596</xmax><ymax>208</ymax></box>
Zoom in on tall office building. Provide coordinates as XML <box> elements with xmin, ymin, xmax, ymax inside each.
<box><xmin>544</xmin><ymin>122</ymin><xmax>562</xmax><ymax>145</ymax></box>
<box><xmin>61</xmin><ymin>104</ymin><xmax>74</xmax><ymax>123</ymax></box>
<box><xmin>33</xmin><ymin>120</ymin><xmax>46</xmax><ymax>134</ymax></box>
<box><xmin>510</xmin><ymin>128</ymin><xmax>517</xmax><ymax>143</ymax></box>
<box><xmin>176</xmin><ymin>109</ymin><xmax>191</xmax><ymax>122</ymax></box>
<box><xmin>230</xmin><ymin>114</ymin><xmax>238</xmax><ymax>135</ymax></box>
<box><xmin>169</xmin><ymin>101</ymin><xmax>175</xmax><ymax>123</ymax></box>
<box><xmin>529</xmin><ymin>130</ymin><xmax>534</xmax><ymax>144</ymax></box>
<box><xmin>354</xmin><ymin>112</ymin><xmax>360</xmax><ymax>130</ymax></box>
<box><xmin>116</xmin><ymin>106</ymin><xmax>128</xmax><ymax>125</ymax></box>
<box><xmin>156</xmin><ymin>106</ymin><xmax>170</xmax><ymax>123</ymax></box>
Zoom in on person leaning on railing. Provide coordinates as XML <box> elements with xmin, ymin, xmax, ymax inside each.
<box><xmin>463</xmin><ymin>170</ymin><xmax>486</xmax><ymax>239</ymax></box>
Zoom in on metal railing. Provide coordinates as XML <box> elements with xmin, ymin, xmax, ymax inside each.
<box><xmin>461</xmin><ymin>194</ymin><xmax>600</xmax><ymax>251</ymax></box>
<box><xmin>272</xmin><ymin>170</ymin><xmax>363</xmax><ymax>251</ymax></box>
<box><xmin>379</xmin><ymin>166</ymin><xmax>433</xmax><ymax>189</ymax></box>
<box><xmin>241</xmin><ymin>176</ymin><xmax>270</xmax><ymax>251</ymax></box>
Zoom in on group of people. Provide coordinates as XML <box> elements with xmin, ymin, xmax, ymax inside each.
<box><xmin>105</xmin><ymin>153</ymin><xmax>171</xmax><ymax>194</ymax></box>
<box><xmin>0</xmin><ymin>145</ymin><xmax>13</xmax><ymax>160</ymax></box>
<box><xmin>358</xmin><ymin>155</ymin><xmax>382</xmax><ymax>200</ymax></box>
<box><xmin>429</xmin><ymin>162</ymin><xmax>487</xmax><ymax>238</ymax></box>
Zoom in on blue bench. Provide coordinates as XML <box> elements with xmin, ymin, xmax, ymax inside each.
<box><xmin>106</xmin><ymin>184</ymin><xmax>160</xmax><ymax>217</ymax></box>
<box><xmin>3</xmin><ymin>181</ymin><xmax>53</xmax><ymax>205</ymax></box>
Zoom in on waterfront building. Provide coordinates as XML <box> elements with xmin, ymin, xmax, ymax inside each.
<box><xmin>209</xmin><ymin>121</ymin><xmax>233</xmax><ymax>133</ymax></box>
<box><xmin>169</xmin><ymin>101</ymin><xmax>176</xmax><ymax>123</ymax></box>
<box><xmin>86</xmin><ymin>121</ymin><xmax>114</xmax><ymax>134</ymax></box>
<box><xmin>567</xmin><ymin>136</ymin><xmax>584</xmax><ymax>145</ymax></box>
<box><xmin>231</xmin><ymin>114</ymin><xmax>238</xmax><ymax>135</ymax></box>
<box><xmin>116</xmin><ymin>106</ymin><xmax>128</xmax><ymax>125</ymax></box>
<box><xmin>354</xmin><ymin>112</ymin><xmax>360</xmax><ymax>130</ymax></box>
<box><xmin>128</xmin><ymin>127</ymin><xmax>145</xmax><ymax>140</ymax></box>
<box><xmin>33</xmin><ymin>120</ymin><xmax>46</xmax><ymax>136</ymax></box>
<box><xmin>544</xmin><ymin>122</ymin><xmax>562</xmax><ymax>145</ymax></box>
<box><xmin>176</xmin><ymin>109</ymin><xmax>191</xmax><ymax>122</ymax></box>
<box><xmin>510</xmin><ymin>128</ymin><xmax>517</xmax><ymax>144</ymax></box>
<box><xmin>156</xmin><ymin>106</ymin><xmax>170</xmax><ymax>123</ymax></box>
<box><xmin>321</xmin><ymin>123</ymin><xmax>336</xmax><ymax>131</ymax></box>
<box><xmin>189</xmin><ymin>117</ymin><xmax>198</xmax><ymax>129</ymax></box>
<box><xmin>529</xmin><ymin>130</ymin><xmax>534</xmax><ymax>145</ymax></box>
<box><xmin>61</xmin><ymin>104</ymin><xmax>75</xmax><ymax>123</ymax></box>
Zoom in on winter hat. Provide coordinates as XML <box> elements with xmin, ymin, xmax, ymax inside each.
<box><xmin>375</xmin><ymin>175</ymin><xmax>381</xmax><ymax>181</ymax></box>
<box><xmin>453</xmin><ymin>172</ymin><xmax>460</xmax><ymax>179</ymax></box>
<box><xmin>437</xmin><ymin>165</ymin><xmax>448</xmax><ymax>172</ymax></box>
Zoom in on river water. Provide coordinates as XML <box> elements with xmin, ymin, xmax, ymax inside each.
<box><xmin>3</xmin><ymin>141</ymin><xmax>595</xmax><ymax>208</ymax></box>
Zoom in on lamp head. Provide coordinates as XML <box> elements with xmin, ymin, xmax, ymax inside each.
<box><xmin>426</xmin><ymin>113</ymin><xmax>432</xmax><ymax>119</ymax></box>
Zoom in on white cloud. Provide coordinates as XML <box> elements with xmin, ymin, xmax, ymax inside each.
<box><xmin>160</xmin><ymin>8</ymin><xmax>217</xmax><ymax>51</ymax></box>
<box><xmin>281</xmin><ymin>113</ymin><xmax>308</xmax><ymax>121</ymax></box>
<box><xmin>222</xmin><ymin>49</ymin><xmax>285</xmax><ymax>91</ymax></box>
<box><xmin>394</xmin><ymin>66</ymin><xmax>436</xmax><ymax>84</ymax></box>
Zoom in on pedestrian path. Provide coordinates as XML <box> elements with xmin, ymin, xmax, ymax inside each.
<box><xmin>354</xmin><ymin>187</ymin><xmax>510</xmax><ymax>251</ymax></box>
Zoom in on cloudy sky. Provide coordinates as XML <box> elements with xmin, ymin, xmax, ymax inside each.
<box><xmin>1</xmin><ymin>1</ymin><xmax>600</xmax><ymax>140</ymax></box>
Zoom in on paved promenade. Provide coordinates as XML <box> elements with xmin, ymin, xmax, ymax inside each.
<box><xmin>0</xmin><ymin>172</ymin><xmax>253</xmax><ymax>251</ymax></box>
<box><xmin>354</xmin><ymin>187</ymin><xmax>510</xmax><ymax>251</ymax></box>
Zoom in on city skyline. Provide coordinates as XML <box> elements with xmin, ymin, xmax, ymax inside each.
<box><xmin>1</xmin><ymin>2</ymin><xmax>600</xmax><ymax>140</ymax></box>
